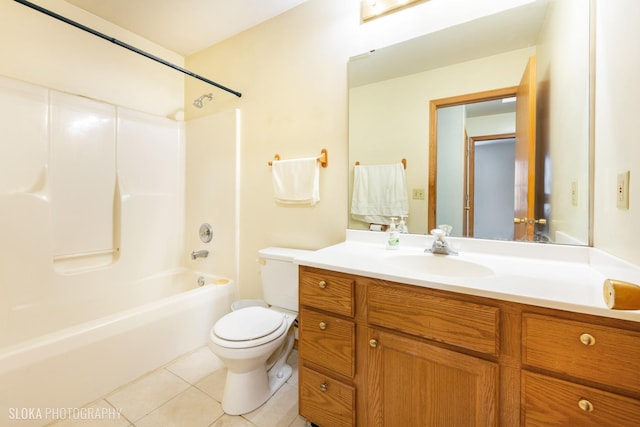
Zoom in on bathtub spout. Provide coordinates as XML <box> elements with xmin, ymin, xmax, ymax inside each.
<box><xmin>191</xmin><ymin>250</ymin><xmax>209</xmax><ymax>260</ymax></box>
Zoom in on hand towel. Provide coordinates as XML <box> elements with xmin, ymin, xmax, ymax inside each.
<box><xmin>351</xmin><ymin>163</ymin><xmax>408</xmax><ymax>224</ymax></box>
<box><xmin>271</xmin><ymin>157</ymin><xmax>320</xmax><ymax>205</ymax></box>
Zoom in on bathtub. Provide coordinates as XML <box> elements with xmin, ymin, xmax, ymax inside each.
<box><xmin>0</xmin><ymin>271</ymin><xmax>235</xmax><ymax>427</ymax></box>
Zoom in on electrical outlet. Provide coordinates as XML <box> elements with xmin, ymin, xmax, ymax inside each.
<box><xmin>617</xmin><ymin>171</ymin><xmax>630</xmax><ymax>209</ymax></box>
<box><xmin>412</xmin><ymin>188</ymin><xmax>425</xmax><ymax>200</ymax></box>
<box><xmin>571</xmin><ymin>181</ymin><xmax>578</xmax><ymax>206</ymax></box>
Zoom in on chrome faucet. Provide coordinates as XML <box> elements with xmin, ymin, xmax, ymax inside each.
<box><xmin>426</xmin><ymin>228</ymin><xmax>458</xmax><ymax>256</ymax></box>
<box><xmin>191</xmin><ymin>250</ymin><xmax>209</xmax><ymax>260</ymax></box>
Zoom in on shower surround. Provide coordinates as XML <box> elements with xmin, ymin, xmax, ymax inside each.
<box><xmin>0</xmin><ymin>75</ymin><xmax>185</xmax><ymax>347</ymax></box>
<box><xmin>0</xmin><ymin>74</ymin><xmax>235</xmax><ymax>425</ymax></box>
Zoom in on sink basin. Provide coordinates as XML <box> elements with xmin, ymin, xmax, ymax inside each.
<box><xmin>384</xmin><ymin>254</ymin><xmax>494</xmax><ymax>278</ymax></box>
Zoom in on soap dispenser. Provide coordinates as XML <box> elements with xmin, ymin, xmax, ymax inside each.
<box><xmin>386</xmin><ymin>217</ymin><xmax>400</xmax><ymax>250</ymax></box>
<box><xmin>398</xmin><ymin>216</ymin><xmax>408</xmax><ymax>234</ymax></box>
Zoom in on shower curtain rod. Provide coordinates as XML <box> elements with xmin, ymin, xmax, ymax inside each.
<box><xmin>14</xmin><ymin>0</ymin><xmax>242</xmax><ymax>98</ymax></box>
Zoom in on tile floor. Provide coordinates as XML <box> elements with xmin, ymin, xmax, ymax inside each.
<box><xmin>47</xmin><ymin>347</ymin><xmax>307</xmax><ymax>427</ymax></box>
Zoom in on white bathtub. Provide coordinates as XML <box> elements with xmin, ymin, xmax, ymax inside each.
<box><xmin>0</xmin><ymin>271</ymin><xmax>235</xmax><ymax>427</ymax></box>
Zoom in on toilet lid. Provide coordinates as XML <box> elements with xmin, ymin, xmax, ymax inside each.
<box><xmin>213</xmin><ymin>306</ymin><xmax>286</xmax><ymax>345</ymax></box>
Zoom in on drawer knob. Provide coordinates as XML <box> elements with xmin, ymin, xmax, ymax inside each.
<box><xmin>319</xmin><ymin>321</ymin><xmax>327</xmax><ymax>330</ymax></box>
<box><xmin>318</xmin><ymin>280</ymin><xmax>327</xmax><ymax>289</ymax></box>
<box><xmin>578</xmin><ymin>399</ymin><xmax>594</xmax><ymax>412</ymax></box>
<box><xmin>369</xmin><ymin>339</ymin><xmax>378</xmax><ymax>348</ymax></box>
<box><xmin>579</xmin><ymin>333</ymin><xmax>596</xmax><ymax>346</ymax></box>
<box><xmin>319</xmin><ymin>382</ymin><xmax>328</xmax><ymax>392</ymax></box>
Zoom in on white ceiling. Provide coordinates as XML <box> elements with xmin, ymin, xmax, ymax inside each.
<box><xmin>63</xmin><ymin>0</ymin><xmax>308</xmax><ymax>56</ymax></box>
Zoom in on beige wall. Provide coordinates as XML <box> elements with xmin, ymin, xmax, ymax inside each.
<box><xmin>537</xmin><ymin>0</ymin><xmax>591</xmax><ymax>245</ymax></box>
<box><xmin>593</xmin><ymin>0</ymin><xmax>640</xmax><ymax>264</ymax></box>
<box><xmin>0</xmin><ymin>0</ymin><xmax>184</xmax><ymax>117</ymax></box>
<box><xmin>186</xmin><ymin>1</ymin><xmax>351</xmax><ymax>298</ymax></box>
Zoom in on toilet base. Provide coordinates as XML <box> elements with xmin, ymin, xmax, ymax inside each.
<box><xmin>221</xmin><ymin>362</ymin><xmax>293</xmax><ymax>415</ymax></box>
<box><xmin>212</xmin><ymin>308</ymin><xmax>298</xmax><ymax>415</ymax></box>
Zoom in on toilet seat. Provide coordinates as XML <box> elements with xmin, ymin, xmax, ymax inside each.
<box><xmin>212</xmin><ymin>306</ymin><xmax>287</xmax><ymax>349</ymax></box>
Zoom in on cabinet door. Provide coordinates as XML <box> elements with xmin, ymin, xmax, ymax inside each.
<box><xmin>368</xmin><ymin>329</ymin><xmax>498</xmax><ymax>427</ymax></box>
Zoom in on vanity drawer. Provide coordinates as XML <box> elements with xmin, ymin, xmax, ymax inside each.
<box><xmin>299</xmin><ymin>307</ymin><xmax>355</xmax><ymax>378</ymax></box>
<box><xmin>299</xmin><ymin>268</ymin><xmax>355</xmax><ymax>317</ymax></box>
<box><xmin>522</xmin><ymin>313</ymin><xmax>640</xmax><ymax>393</ymax></box>
<box><xmin>522</xmin><ymin>371</ymin><xmax>640</xmax><ymax>426</ymax></box>
<box><xmin>367</xmin><ymin>281</ymin><xmax>499</xmax><ymax>356</ymax></box>
<box><xmin>299</xmin><ymin>366</ymin><xmax>355</xmax><ymax>427</ymax></box>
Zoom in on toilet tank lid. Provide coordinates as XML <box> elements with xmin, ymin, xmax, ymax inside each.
<box><xmin>258</xmin><ymin>247</ymin><xmax>312</xmax><ymax>262</ymax></box>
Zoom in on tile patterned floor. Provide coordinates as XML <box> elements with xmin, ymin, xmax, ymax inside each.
<box><xmin>47</xmin><ymin>347</ymin><xmax>306</xmax><ymax>427</ymax></box>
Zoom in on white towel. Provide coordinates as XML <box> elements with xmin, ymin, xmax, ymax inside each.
<box><xmin>351</xmin><ymin>163</ymin><xmax>408</xmax><ymax>224</ymax></box>
<box><xmin>271</xmin><ymin>157</ymin><xmax>320</xmax><ymax>205</ymax></box>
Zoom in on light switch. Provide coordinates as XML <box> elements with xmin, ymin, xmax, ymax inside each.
<box><xmin>412</xmin><ymin>188</ymin><xmax>425</xmax><ymax>200</ymax></box>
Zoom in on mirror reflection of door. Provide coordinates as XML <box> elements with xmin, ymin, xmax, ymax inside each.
<box><xmin>429</xmin><ymin>87</ymin><xmax>518</xmax><ymax>237</ymax></box>
<box><xmin>465</xmin><ymin>134</ymin><xmax>516</xmax><ymax>240</ymax></box>
<box><xmin>429</xmin><ymin>56</ymin><xmax>540</xmax><ymax>241</ymax></box>
<box><xmin>514</xmin><ymin>56</ymin><xmax>538</xmax><ymax>241</ymax></box>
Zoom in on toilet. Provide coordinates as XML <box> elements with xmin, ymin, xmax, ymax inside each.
<box><xmin>208</xmin><ymin>247</ymin><xmax>310</xmax><ymax>415</ymax></box>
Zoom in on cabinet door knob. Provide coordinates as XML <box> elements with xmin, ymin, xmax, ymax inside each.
<box><xmin>319</xmin><ymin>382</ymin><xmax>328</xmax><ymax>392</ymax></box>
<box><xmin>579</xmin><ymin>333</ymin><xmax>596</xmax><ymax>346</ymax></box>
<box><xmin>318</xmin><ymin>280</ymin><xmax>327</xmax><ymax>289</ymax></box>
<box><xmin>369</xmin><ymin>339</ymin><xmax>378</xmax><ymax>348</ymax></box>
<box><xmin>578</xmin><ymin>399</ymin><xmax>594</xmax><ymax>412</ymax></box>
<box><xmin>319</xmin><ymin>321</ymin><xmax>327</xmax><ymax>330</ymax></box>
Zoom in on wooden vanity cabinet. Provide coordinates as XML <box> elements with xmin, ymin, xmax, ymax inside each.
<box><xmin>298</xmin><ymin>267</ymin><xmax>504</xmax><ymax>426</ymax></box>
<box><xmin>298</xmin><ymin>266</ymin><xmax>640</xmax><ymax>426</ymax></box>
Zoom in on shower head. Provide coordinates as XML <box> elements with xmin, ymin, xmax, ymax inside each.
<box><xmin>193</xmin><ymin>93</ymin><xmax>213</xmax><ymax>108</ymax></box>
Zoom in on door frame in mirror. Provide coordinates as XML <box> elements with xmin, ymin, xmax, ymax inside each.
<box><xmin>465</xmin><ymin>132</ymin><xmax>516</xmax><ymax>238</ymax></box>
<box><xmin>428</xmin><ymin>86</ymin><xmax>518</xmax><ymax>232</ymax></box>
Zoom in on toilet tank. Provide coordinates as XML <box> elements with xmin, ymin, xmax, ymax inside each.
<box><xmin>258</xmin><ymin>247</ymin><xmax>311</xmax><ymax>312</ymax></box>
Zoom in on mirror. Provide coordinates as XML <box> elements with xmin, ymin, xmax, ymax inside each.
<box><xmin>348</xmin><ymin>0</ymin><xmax>591</xmax><ymax>245</ymax></box>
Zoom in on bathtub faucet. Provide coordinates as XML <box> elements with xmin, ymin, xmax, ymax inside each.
<box><xmin>191</xmin><ymin>250</ymin><xmax>209</xmax><ymax>260</ymax></box>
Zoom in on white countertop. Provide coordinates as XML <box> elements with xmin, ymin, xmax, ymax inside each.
<box><xmin>295</xmin><ymin>230</ymin><xmax>640</xmax><ymax>322</ymax></box>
